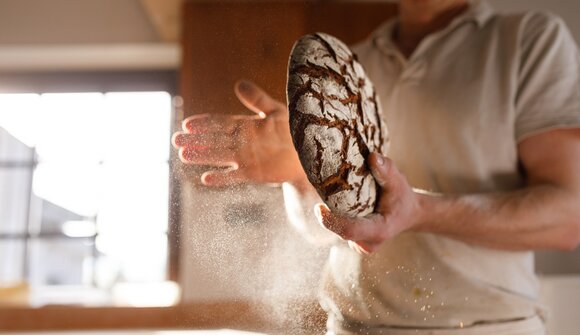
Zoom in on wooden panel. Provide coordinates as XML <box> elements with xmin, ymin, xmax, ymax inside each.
<box><xmin>180</xmin><ymin>1</ymin><xmax>397</xmax><ymax>118</ymax></box>
<box><xmin>174</xmin><ymin>2</ymin><xmax>396</xmax><ymax>331</ymax></box>
<box><xmin>0</xmin><ymin>300</ymin><xmax>325</xmax><ymax>333</ymax></box>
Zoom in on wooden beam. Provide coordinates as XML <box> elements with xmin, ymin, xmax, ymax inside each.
<box><xmin>0</xmin><ymin>44</ymin><xmax>179</xmax><ymax>72</ymax></box>
<box><xmin>0</xmin><ymin>301</ymin><xmax>326</xmax><ymax>333</ymax></box>
<box><xmin>140</xmin><ymin>0</ymin><xmax>184</xmax><ymax>42</ymax></box>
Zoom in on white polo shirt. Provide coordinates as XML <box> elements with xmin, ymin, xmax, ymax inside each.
<box><xmin>320</xmin><ymin>1</ymin><xmax>580</xmax><ymax>333</ymax></box>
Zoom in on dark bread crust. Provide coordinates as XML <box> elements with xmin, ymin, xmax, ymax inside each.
<box><xmin>287</xmin><ymin>33</ymin><xmax>388</xmax><ymax>217</ymax></box>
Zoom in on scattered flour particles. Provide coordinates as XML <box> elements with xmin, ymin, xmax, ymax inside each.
<box><xmin>287</xmin><ymin>33</ymin><xmax>388</xmax><ymax>217</ymax></box>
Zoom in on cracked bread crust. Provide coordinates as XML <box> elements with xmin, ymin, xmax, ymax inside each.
<box><xmin>287</xmin><ymin>33</ymin><xmax>388</xmax><ymax>217</ymax></box>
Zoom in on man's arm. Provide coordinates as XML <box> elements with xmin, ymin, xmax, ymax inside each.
<box><xmin>172</xmin><ymin>80</ymin><xmax>337</xmax><ymax>244</ymax></box>
<box><xmin>316</xmin><ymin>128</ymin><xmax>580</xmax><ymax>253</ymax></box>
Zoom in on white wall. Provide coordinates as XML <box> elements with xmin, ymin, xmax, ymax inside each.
<box><xmin>487</xmin><ymin>0</ymin><xmax>580</xmax><ymax>44</ymax></box>
<box><xmin>0</xmin><ymin>0</ymin><xmax>178</xmax><ymax>71</ymax></box>
<box><xmin>1</xmin><ymin>1</ymin><xmax>578</xmax><ymax>45</ymax></box>
<box><xmin>0</xmin><ymin>0</ymin><xmax>159</xmax><ymax>44</ymax></box>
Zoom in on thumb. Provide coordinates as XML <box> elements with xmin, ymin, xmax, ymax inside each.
<box><xmin>368</xmin><ymin>153</ymin><xmax>393</xmax><ymax>189</ymax></box>
<box><xmin>234</xmin><ymin>79</ymin><xmax>285</xmax><ymax>117</ymax></box>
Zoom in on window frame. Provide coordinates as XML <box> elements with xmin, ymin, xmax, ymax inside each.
<box><xmin>0</xmin><ymin>69</ymin><xmax>183</xmax><ymax>287</ymax></box>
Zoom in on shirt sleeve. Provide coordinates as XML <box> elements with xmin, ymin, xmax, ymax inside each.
<box><xmin>515</xmin><ymin>12</ymin><xmax>580</xmax><ymax>142</ymax></box>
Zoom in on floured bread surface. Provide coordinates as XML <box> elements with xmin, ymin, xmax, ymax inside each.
<box><xmin>287</xmin><ymin>32</ymin><xmax>388</xmax><ymax>217</ymax></box>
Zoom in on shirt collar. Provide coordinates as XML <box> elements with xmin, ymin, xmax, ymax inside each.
<box><xmin>372</xmin><ymin>0</ymin><xmax>495</xmax><ymax>54</ymax></box>
<box><xmin>467</xmin><ymin>0</ymin><xmax>494</xmax><ymax>27</ymax></box>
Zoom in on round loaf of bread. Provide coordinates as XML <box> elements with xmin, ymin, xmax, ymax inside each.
<box><xmin>287</xmin><ymin>32</ymin><xmax>388</xmax><ymax>217</ymax></box>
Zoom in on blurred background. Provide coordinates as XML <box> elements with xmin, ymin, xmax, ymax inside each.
<box><xmin>0</xmin><ymin>1</ymin><xmax>578</xmax><ymax>334</ymax></box>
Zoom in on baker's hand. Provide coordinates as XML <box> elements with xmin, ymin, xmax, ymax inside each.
<box><xmin>314</xmin><ymin>153</ymin><xmax>424</xmax><ymax>254</ymax></box>
<box><xmin>172</xmin><ymin>80</ymin><xmax>306</xmax><ymax>186</ymax></box>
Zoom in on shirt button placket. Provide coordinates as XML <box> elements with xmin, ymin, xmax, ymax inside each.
<box><xmin>402</xmin><ymin>59</ymin><xmax>427</xmax><ymax>84</ymax></box>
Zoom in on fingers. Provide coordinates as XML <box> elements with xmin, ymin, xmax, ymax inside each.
<box><xmin>173</xmin><ymin>116</ymin><xmax>254</xmax><ymax>166</ymax></box>
<box><xmin>234</xmin><ymin>79</ymin><xmax>286</xmax><ymax>117</ymax></box>
<box><xmin>178</xmin><ymin>146</ymin><xmax>237</xmax><ymax>167</ymax></box>
<box><xmin>348</xmin><ymin>240</ymin><xmax>381</xmax><ymax>255</ymax></box>
<box><xmin>175</xmin><ymin>127</ymin><xmax>240</xmax><ymax>166</ymax></box>
<box><xmin>180</xmin><ymin>114</ymin><xmax>212</xmax><ymax>132</ymax></box>
<box><xmin>201</xmin><ymin>169</ymin><xmax>247</xmax><ymax>187</ymax></box>
<box><xmin>311</xmin><ymin>155</ymin><xmax>412</xmax><ymax>253</ymax></box>
<box><xmin>314</xmin><ymin>203</ymin><xmax>391</xmax><ymax>250</ymax></box>
<box><xmin>173</xmin><ymin>132</ymin><xmax>236</xmax><ymax>149</ymax></box>
<box><xmin>180</xmin><ymin>114</ymin><xmax>258</xmax><ymax>134</ymax></box>
<box><xmin>368</xmin><ymin>153</ymin><xmax>393</xmax><ymax>188</ymax></box>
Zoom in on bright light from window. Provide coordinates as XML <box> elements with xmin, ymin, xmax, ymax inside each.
<box><xmin>0</xmin><ymin>93</ymin><xmax>41</xmax><ymax>147</ymax></box>
<box><xmin>0</xmin><ymin>91</ymin><xmax>172</xmax><ymax>300</ymax></box>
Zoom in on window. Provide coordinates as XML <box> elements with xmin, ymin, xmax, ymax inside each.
<box><xmin>0</xmin><ymin>90</ymin><xmax>178</xmax><ymax>307</ymax></box>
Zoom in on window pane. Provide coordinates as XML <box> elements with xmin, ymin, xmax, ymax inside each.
<box><xmin>28</xmin><ymin>238</ymin><xmax>95</xmax><ymax>286</ymax></box>
<box><xmin>95</xmin><ymin>162</ymin><xmax>169</xmax><ymax>283</ymax></box>
<box><xmin>97</xmin><ymin>162</ymin><xmax>169</xmax><ymax>234</ymax></box>
<box><xmin>0</xmin><ymin>240</ymin><xmax>25</xmax><ymax>286</ymax></box>
<box><xmin>36</xmin><ymin>93</ymin><xmax>106</xmax><ymax>163</ymax></box>
<box><xmin>0</xmin><ymin>94</ymin><xmax>40</xmax><ymax>148</ymax></box>
<box><xmin>103</xmin><ymin>92</ymin><xmax>171</xmax><ymax>161</ymax></box>
<box><xmin>0</xmin><ymin>127</ymin><xmax>35</xmax><ymax>162</ymax></box>
<box><xmin>0</xmin><ymin>168</ymin><xmax>32</xmax><ymax>234</ymax></box>
<box><xmin>33</xmin><ymin>162</ymin><xmax>101</xmax><ymax>218</ymax></box>
<box><xmin>96</xmin><ymin>233</ymin><xmax>168</xmax><ymax>283</ymax></box>
<box><xmin>0</xmin><ymin>91</ymin><xmax>172</xmax><ymax>306</ymax></box>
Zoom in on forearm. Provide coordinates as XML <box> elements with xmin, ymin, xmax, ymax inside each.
<box><xmin>416</xmin><ymin>184</ymin><xmax>580</xmax><ymax>251</ymax></box>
